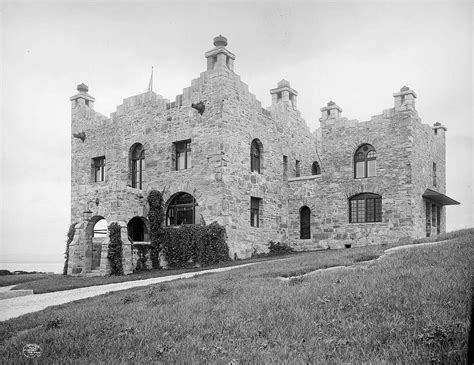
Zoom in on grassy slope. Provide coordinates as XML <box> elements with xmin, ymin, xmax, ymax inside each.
<box><xmin>0</xmin><ymin>232</ymin><xmax>472</xmax><ymax>363</ymax></box>
<box><xmin>9</xmin><ymin>228</ymin><xmax>464</xmax><ymax>294</ymax></box>
<box><xmin>0</xmin><ymin>274</ymin><xmax>52</xmax><ymax>287</ymax></box>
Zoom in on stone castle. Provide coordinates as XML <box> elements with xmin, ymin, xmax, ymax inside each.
<box><xmin>67</xmin><ymin>35</ymin><xmax>459</xmax><ymax>276</ymax></box>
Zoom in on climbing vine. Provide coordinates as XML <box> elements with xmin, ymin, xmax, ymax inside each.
<box><xmin>63</xmin><ymin>223</ymin><xmax>76</xmax><ymax>275</ymax></box>
<box><xmin>148</xmin><ymin>190</ymin><xmax>164</xmax><ymax>269</ymax></box>
<box><xmin>161</xmin><ymin>222</ymin><xmax>230</xmax><ymax>268</ymax></box>
<box><xmin>107</xmin><ymin>222</ymin><xmax>123</xmax><ymax>276</ymax></box>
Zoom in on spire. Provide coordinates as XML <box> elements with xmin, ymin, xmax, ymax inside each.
<box><xmin>147</xmin><ymin>66</ymin><xmax>154</xmax><ymax>92</ymax></box>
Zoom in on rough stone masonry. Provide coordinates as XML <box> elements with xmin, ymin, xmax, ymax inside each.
<box><xmin>67</xmin><ymin>35</ymin><xmax>459</xmax><ymax>276</ymax></box>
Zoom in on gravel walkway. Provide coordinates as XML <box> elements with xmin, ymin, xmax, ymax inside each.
<box><xmin>0</xmin><ymin>263</ymin><xmax>254</xmax><ymax>322</ymax></box>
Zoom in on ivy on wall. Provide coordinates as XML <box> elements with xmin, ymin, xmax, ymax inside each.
<box><xmin>107</xmin><ymin>222</ymin><xmax>124</xmax><ymax>276</ymax></box>
<box><xmin>148</xmin><ymin>190</ymin><xmax>164</xmax><ymax>269</ymax></box>
<box><xmin>63</xmin><ymin>223</ymin><xmax>76</xmax><ymax>275</ymax></box>
<box><xmin>147</xmin><ymin>190</ymin><xmax>230</xmax><ymax>269</ymax></box>
<box><xmin>161</xmin><ymin>222</ymin><xmax>230</xmax><ymax>268</ymax></box>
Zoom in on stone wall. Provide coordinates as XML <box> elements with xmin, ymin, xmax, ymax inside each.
<box><xmin>68</xmin><ymin>37</ymin><xmax>453</xmax><ymax>276</ymax></box>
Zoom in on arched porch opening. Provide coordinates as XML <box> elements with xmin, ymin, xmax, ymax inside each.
<box><xmin>86</xmin><ymin>216</ymin><xmax>108</xmax><ymax>270</ymax></box>
<box><xmin>127</xmin><ymin>216</ymin><xmax>150</xmax><ymax>242</ymax></box>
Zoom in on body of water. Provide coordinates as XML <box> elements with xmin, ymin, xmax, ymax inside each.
<box><xmin>0</xmin><ymin>262</ymin><xmax>63</xmax><ymax>273</ymax></box>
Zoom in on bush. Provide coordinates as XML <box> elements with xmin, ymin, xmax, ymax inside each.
<box><xmin>107</xmin><ymin>222</ymin><xmax>123</xmax><ymax>276</ymax></box>
<box><xmin>161</xmin><ymin>222</ymin><xmax>230</xmax><ymax>268</ymax></box>
<box><xmin>268</xmin><ymin>240</ymin><xmax>294</xmax><ymax>256</ymax></box>
<box><xmin>135</xmin><ymin>245</ymin><xmax>151</xmax><ymax>271</ymax></box>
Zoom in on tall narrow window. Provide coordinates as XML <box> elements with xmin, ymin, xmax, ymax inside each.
<box><xmin>312</xmin><ymin>161</ymin><xmax>321</xmax><ymax>175</ymax></box>
<box><xmin>250</xmin><ymin>197</ymin><xmax>260</xmax><ymax>227</ymax></box>
<box><xmin>283</xmin><ymin>155</ymin><xmax>288</xmax><ymax>181</ymax></box>
<box><xmin>295</xmin><ymin>160</ymin><xmax>300</xmax><ymax>177</ymax></box>
<box><xmin>300</xmin><ymin>206</ymin><xmax>311</xmax><ymax>239</ymax></box>
<box><xmin>166</xmin><ymin>193</ymin><xmax>196</xmax><ymax>226</ymax></box>
<box><xmin>250</xmin><ymin>139</ymin><xmax>261</xmax><ymax>173</ymax></box>
<box><xmin>131</xmin><ymin>144</ymin><xmax>145</xmax><ymax>189</ymax></box>
<box><xmin>354</xmin><ymin>144</ymin><xmax>376</xmax><ymax>178</ymax></box>
<box><xmin>92</xmin><ymin>156</ymin><xmax>105</xmax><ymax>182</ymax></box>
<box><xmin>432</xmin><ymin>162</ymin><xmax>437</xmax><ymax>187</ymax></box>
<box><xmin>175</xmin><ymin>140</ymin><xmax>191</xmax><ymax>170</ymax></box>
<box><xmin>349</xmin><ymin>193</ymin><xmax>382</xmax><ymax>223</ymax></box>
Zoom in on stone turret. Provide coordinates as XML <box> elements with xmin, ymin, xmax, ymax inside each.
<box><xmin>270</xmin><ymin>79</ymin><xmax>298</xmax><ymax>109</ymax></box>
<box><xmin>70</xmin><ymin>83</ymin><xmax>95</xmax><ymax>109</ymax></box>
<box><xmin>205</xmin><ymin>35</ymin><xmax>236</xmax><ymax>71</ymax></box>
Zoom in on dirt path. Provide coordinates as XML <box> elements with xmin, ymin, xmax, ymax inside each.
<box><xmin>0</xmin><ymin>263</ymin><xmax>254</xmax><ymax>322</ymax></box>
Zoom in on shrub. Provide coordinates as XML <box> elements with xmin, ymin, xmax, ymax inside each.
<box><xmin>63</xmin><ymin>223</ymin><xmax>76</xmax><ymax>275</ymax></box>
<box><xmin>161</xmin><ymin>222</ymin><xmax>230</xmax><ymax>268</ymax></box>
<box><xmin>107</xmin><ymin>222</ymin><xmax>123</xmax><ymax>276</ymax></box>
<box><xmin>268</xmin><ymin>240</ymin><xmax>294</xmax><ymax>256</ymax></box>
<box><xmin>148</xmin><ymin>190</ymin><xmax>164</xmax><ymax>269</ymax></box>
<box><xmin>135</xmin><ymin>245</ymin><xmax>151</xmax><ymax>271</ymax></box>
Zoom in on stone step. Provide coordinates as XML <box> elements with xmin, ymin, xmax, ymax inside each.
<box><xmin>85</xmin><ymin>270</ymin><xmax>103</xmax><ymax>277</ymax></box>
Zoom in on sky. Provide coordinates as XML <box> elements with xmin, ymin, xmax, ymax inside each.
<box><xmin>1</xmin><ymin>1</ymin><xmax>472</xmax><ymax>267</ymax></box>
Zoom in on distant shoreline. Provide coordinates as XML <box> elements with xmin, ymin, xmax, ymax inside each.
<box><xmin>0</xmin><ymin>262</ymin><xmax>63</xmax><ymax>274</ymax></box>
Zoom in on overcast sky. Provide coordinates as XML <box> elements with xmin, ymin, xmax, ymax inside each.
<box><xmin>1</xmin><ymin>1</ymin><xmax>472</xmax><ymax>266</ymax></box>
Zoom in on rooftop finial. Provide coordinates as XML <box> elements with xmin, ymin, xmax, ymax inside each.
<box><xmin>400</xmin><ymin>85</ymin><xmax>409</xmax><ymax>92</ymax></box>
<box><xmin>213</xmin><ymin>35</ymin><xmax>228</xmax><ymax>47</ymax></box>
<box><xmin>77</xmin><ymin>83</ymin><xmax>88</xmax><ymax>93</ymax></box>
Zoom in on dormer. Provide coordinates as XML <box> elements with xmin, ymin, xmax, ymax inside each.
<box><xmin>204</xmin><ymin>35</ymin><xmax>236</xmax><ymax>71</ymax></box>
<box><xmin>270</xmin><ymin>80</ymin><xmax>298</xmax><ymax>109</ymax></box>
<box><xmin>70</xmin><ymin>83</ymin><xmax>95</xmax><ymax>109</ymax></box>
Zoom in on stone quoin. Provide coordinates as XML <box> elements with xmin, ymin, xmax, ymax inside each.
<box><xmin>67</xmin><ymin>36</ymin><xmax>459</xmax><ymax>276</ymax></box>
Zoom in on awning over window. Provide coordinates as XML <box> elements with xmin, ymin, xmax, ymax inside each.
<box><xmin>422</xmin><ymin>189</ymin><xmax>460</xmax><ymax>206</ymax></box>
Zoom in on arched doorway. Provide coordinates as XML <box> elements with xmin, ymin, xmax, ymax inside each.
<box><xmin>87</xmin><ymin>216</ymin><xmax>108</xmax><ymax>270</ymax></box>
<box><xmin>166</xmin><ymin>192</ymin><xmax>197</xmax><ymax>226</ymax></box>
<box><xmin>127</xmin><ymin>217</ymin><xmax>150</xmax><ymax>242</ymax></box>
<box><xmin>300</xmin><ymin>206</ymin><xmax>311</xmax><ymax>239</ymax></box>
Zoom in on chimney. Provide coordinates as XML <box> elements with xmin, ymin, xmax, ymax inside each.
<box><xmin>320</xmin><ymin>100</ymin><xmax>342</xmax><ymax>121</ymax></box>
<box><xmin>204</xmin><ymin>35</ymin><xmax>236</xmax><ymax>71</ymax></box>
<box><xmin>70</xmin><ymin>83</ymin><xmax>95</xmax><ymax>109</ymax></box>
<box><xmin>393</xmin><ymin>85</ymin><xmax>417</xmax><ymax>111</ymax></box>
<box><xmin>269</xmin><ymin>80</ymin><xmax>298</xmax><ymax>109</ymax></box>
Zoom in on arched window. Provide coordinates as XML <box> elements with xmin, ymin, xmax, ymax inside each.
<box><xmin>312</xmin><ymin>161</ymin><xmax>321</xmax><ymax>175</ymax></box>
<box><xmin>354</xmin><ymin>144</ymin><xmax>376</xmax><ymax>178</ymax></box>
<box><xmin>349</xmin><ymin>193</ymin><xmax>382</xmax><ymax>223</ymax></box>
<box><xmin>300</xmin><ymin>206</ymin><xmax>311</xmax><ymax>239</ymax></box>
<box><xmin>250</xmin><ymin>139</ymin><xmax>261</xmax><ymax>173</ymax></box>
<box><xmin>127</xmin><ymin>217</ymin><xmax>149</xmax><ymax>242</ymax></box>
<box><xmin>166</xmin><ymin>193</ymin><xmax>197</xmax><ymax>226</ymax></box>
<box><xmin>131</xmin><ymin>144</ymin><xmax>145</xmax><ymax>189</ymax></box>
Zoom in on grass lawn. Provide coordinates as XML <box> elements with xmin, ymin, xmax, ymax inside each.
<box><xmin>7</xmin><ymin>228</ymin><xmax>473</xmax><ymax>295</ymax></box>
<box><xmin>0</xmin><ymin>230</ymin><xmax>471</xmax><ymax>363</ymax></box>
<box><xmin>0</xmin><ymin>274</ymin><xmax>53</xmax><ymax>287</ymax></box>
